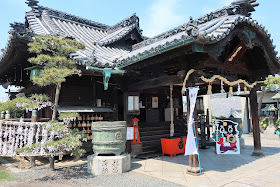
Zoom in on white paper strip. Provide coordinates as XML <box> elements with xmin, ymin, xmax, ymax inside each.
<box><xmin>185</xmin><ymin>87</ymin><xmax>199</xmax><ymax>156</ymax></box>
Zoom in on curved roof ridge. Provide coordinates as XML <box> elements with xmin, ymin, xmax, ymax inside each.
<box><xmin>26</xmin><ymin>0</ymin><xmax>109</xmax><ymax>30</ymax></box>
<box><xmin>131</xmin><ymin>0</ymin><xmax>259</xmax><ymax>52</ymax></box>
<box><xmin>97</xmin><ymin>13</ymin><xmax>143</xmax><ymax>47</ymax></box>
<box><xmin>196</xmin><ymin>0</ymin><xmax>259</xmax><ymax>25</ymax></box>
<box><xmin>116</xmin><ymin>15</ymin><xmax>279</xmax><ymax>68</ymax></box>
<box><xmin>106</xmin><ymin>13</ymin><xmax>140</xmax><ymax>33</ymax></box>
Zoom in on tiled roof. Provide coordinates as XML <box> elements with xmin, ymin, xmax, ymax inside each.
<box><xmin>271</xmin><ymin>92</ymin><xmax>280</xmax><ymax>100</ymax></box>
<box><xmin>25</xmin><ymin>4</ymin><xmax>142</xmax><ymax>68</ymax></box>
<box><xmin>116</xmin><ymin>0</ymin><xmax>279</xmax><ymax>69</ymax></box>
<box><xmin>1</xmin><ymin>0</ymin><xmax>278</xmax><ymax>71</ymax></box>
<box><xmin>261</xmin><ymin>104</ymin><xmax>278</xmax><ymax>112</ymax></box>
<box><xmin>0</xmin><ymin>0</ymin><xmax>143</xmax><ymax>69</ymax></box>
<box><xmin>98</xmin><ymin>13</ymin><xmax>143</xmax><ymax>46</ymax></box>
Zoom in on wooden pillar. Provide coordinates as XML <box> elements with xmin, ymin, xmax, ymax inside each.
<box><xmin>170</xmin><ymin>85</ymin><xmax>174</xmax><ymax>137</ymax></box>
<box><xmin>191</xmin><ymin>106</ymin><xmax>199</xmax><ymax>168</ymax></box>
<box><xmin>277</xmin><ymin>100</ymin><xmax>280</xmax><ymax>120</ymax></box>
<box><xmin>249</xmin><ymin>88</ymin><xmax>263</xmax><ymax>156</ymax></box>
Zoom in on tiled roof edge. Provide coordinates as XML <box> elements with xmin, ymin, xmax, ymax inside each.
<box><xmin>131</xmin><ymin>0</ymin><xmax>259</xmax><ymax>51</ymax></box>
<box><xmin>117</xmin><ymin>37</ymin><xmax>196</xmax><ymax>69</ymax></box>
<box><xmin>106</xmin><ymin>13</ymin><xmax>140</xmax><ymax>33</ymax></box>
<box><xmin>26</xmin><ymin>0</ymin><xmax>109</xmax><ymax>30</ymax></box>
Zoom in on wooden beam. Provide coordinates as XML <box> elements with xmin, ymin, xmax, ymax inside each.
<box><xmin>127</xmin><ymin>75</ymin><xmax>182</xmax><ymax>91</ymax></box>
<box><xmin>195</xmin><ymin>57</ymin><xmax>249</xmax><ymax>76</ymax></box>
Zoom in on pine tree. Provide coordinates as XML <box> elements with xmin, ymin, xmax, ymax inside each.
<box><xmin>28</xmin><ymin>36</ymin><xmax>86</xmax><ymax>120</ymax></box>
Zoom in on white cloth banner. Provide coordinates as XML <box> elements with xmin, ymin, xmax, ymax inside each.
<box><xmin>185</xmin><ymin>87</ymin><xmax>199</xmax><ymax>156</ymax></box>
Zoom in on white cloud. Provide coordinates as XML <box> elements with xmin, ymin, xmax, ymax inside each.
<box><xmin>142</xmin><ymin>0</ymin><xmax>186</xmax><ymax>37</ymax></box>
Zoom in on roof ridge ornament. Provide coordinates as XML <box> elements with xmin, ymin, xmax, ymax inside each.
<box><xmin>107</xmin><ymin>13</ymin><xmax>140</xmax><ymax>34</ymax></box>
<box><xmin>196</xmin><ymin>0</ymin><xmax>259</xmax><ymax>25</ymax></box>
<box><xmin>228</xmin><ymin>0</ymin><xmax>259</xmax><ymax>16</ymax></box>
<box><xmin>26</xmin><ymin>0</ymin><xmax>39</xmax><ymax>8</ymax></box>
<box><xmin>9</xmin><ymin>22</ymin><xmax>33</xmax><ymax>40</ymax></box>
<box><xmin>26</xmin><ymin>0</ymin><xmax>40</xmax><ymax>16</ymax></box>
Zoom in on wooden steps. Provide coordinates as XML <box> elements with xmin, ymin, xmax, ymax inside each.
<box><xmin>137</xmin><ymin>123</ymin><xmax>186</xmax><ymax>159</ymax></box>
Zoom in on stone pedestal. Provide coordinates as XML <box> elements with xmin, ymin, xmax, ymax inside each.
<box><xmin>186</xmin><ymin>166</ymin><xmax>203</xmax><ymax>175</ymax></box>
<box><xmin>239</xmin><ymin>137</ymin><xmax>245</xmax><ymax>148</ymax></box>
<box><xmin>252</xmin><ymin>150</ymin><xmax>264</xmax><ymax>156</ymax></box>
<box><xmin>131</xmin><ymin>143</ymin><xmax>143</xmax><ymax>158</ymax></box>
<box><xmin>87</xmin><ymin>154</ymin><xmax>131</xmax><ymax>175</ymax></box>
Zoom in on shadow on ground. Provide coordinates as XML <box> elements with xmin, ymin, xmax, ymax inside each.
<box><xmin>34</xmin><ymin>163</ymin><xmax>93</xmax><ymax>182</ymax></box>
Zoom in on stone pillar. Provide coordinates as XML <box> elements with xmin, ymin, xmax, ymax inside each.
<box><xmin>31</xmin><ymin>109</ymin><xmax>38</xmax><ymax>122</ymax></box>
<box><xmin>249</xmin><ymin>88</ymin><xmax>263</xmax><ymax>156</ymax></box>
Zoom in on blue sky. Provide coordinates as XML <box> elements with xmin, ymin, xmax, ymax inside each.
<box><xmin>0</xmin><ymin>0</ymin><xmax>279</xmax><ymax>101</ymax></box>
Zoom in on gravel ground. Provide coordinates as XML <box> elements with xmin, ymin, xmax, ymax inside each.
<box><xmin>1</xmin><ymin>163</ymin><xmax>184</xmax><ymax>187</ymax></box>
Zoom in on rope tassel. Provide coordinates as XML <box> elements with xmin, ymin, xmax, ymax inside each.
<box><xmin>207</xmin><ymin>84</ymin><xmax>212</xmax><ymax>95</ymax></box>
<box><xmin>229</xmin><ymin>86</ymin><xmax>233</xmax><ymax>95</ymax></box>
<box><xmin>244</xmin><ymin>86</ymin><xmax>247</xmax><ymax>94</ymax></box>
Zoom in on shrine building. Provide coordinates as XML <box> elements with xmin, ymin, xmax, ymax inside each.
<box><xmin>0</xmin><ymin>0</ymin><xmax>279</xmax><ymax>158</ymax></box>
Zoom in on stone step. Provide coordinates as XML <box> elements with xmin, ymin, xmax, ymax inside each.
<box><xmin>136</xmin><ymin>151</ymin><xmax>162</xmax><ymax>159</ymax></box>
<box><xmin>142</xmin><ymin>145</ymin><xmax>157</xmax><ymax>153</ymax></box>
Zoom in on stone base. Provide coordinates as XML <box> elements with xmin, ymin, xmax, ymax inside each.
<box><xmin>131</xmin><ymin>143</ymin><xmax>143</xmax><ymax>158</ymax></box>
<box><xmin>87</xmin><ymin>154</ymin><xmax>131</xmax><ymax>175</ymax></box>
<box><xmin>186</xmin><ymin>166</ymin><xmax>203</xmax><ymax>175</ymax></box>
<box><xmin>239</xmin><ymin>137</ymin><xmax>245</xmax><ymax>148</ymax></box>
<box><xmin>252</xmin><ymin>150</ymin><xmax>264</xmax><ymax>156</ymax></box>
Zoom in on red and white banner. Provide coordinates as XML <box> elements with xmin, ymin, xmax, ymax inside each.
<box><xmin>185</xmin><ymin>87</ymin><xmax>199</xmax><ymax>156</ymax></box>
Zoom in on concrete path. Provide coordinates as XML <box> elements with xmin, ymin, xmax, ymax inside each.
<box><xmin>131</xmin><ymin>134</ymin><xmax>280</xmax><ymax>186</ymax></box>
<box><xmin>1</xmin><ymin>134</ymin><xmax>279</xmax><ymax>187</ymax></box>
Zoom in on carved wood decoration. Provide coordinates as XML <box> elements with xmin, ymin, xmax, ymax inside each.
<box><xmin>224</xmin><ymin>42</ymin><xmax>247</xmax><ymax>64</ymax></box>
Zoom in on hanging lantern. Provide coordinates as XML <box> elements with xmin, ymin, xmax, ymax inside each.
<box><xmin>207</xmin><ymin>84</ymin><xmax>212</xmax><ymax>95</ymax></box>
<box><xmin>25</xmin><ymin>65</ymin><xmax>42</xmax><ymax>81</ymax></box>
